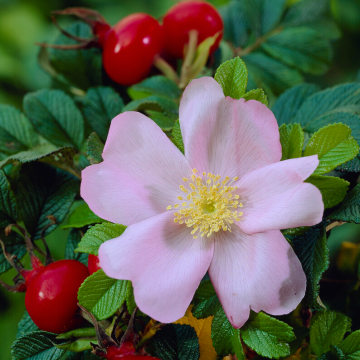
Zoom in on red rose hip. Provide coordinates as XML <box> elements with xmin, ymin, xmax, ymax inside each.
<box><xmin>102</xmin><ymin>13</ymin><xmax>163</xmax><ymax>85</ymax></box>
<box><xmin>25</xmin><ymin>260</ymin><xmax>89</xmax><ymax>333</ymax></box>
<box><xmin>88</xmin><ymin>254</ymin><xmax>102</xmax><ymax>275</ymax></box>
<box><xmin>163</xmin><ymin>0</ymin><xmax>223</xmax><ymax>58</ymax></box>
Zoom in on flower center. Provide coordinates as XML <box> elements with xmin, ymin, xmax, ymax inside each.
<box><xmin>167</xmin><ymin>169</ymin><xmax>243</xmax><ymax>239</ymax></box>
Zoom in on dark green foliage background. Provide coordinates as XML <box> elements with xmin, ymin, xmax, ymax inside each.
<box><xmin>1</xmin><ymin>0</ymin><xmax>360</xmax><ymax>359</ymax></box>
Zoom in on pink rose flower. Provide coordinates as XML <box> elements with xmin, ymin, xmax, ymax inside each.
<box><xmin>81</xmin><ymin>77</ymin><xmax>324</xmax><ymax>328</ymax></box>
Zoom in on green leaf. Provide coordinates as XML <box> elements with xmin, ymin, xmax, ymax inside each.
<box><xmin>241</xmin><ymin>311</ymin><xmax>295</xmax><ymax>359</ymax></box>
<box><xmin>16</xmin><ymin>162</ymin><xmax>79</xmax><ymax>239</ymax></box>
<box><xmin>0</xmin><ymin>144</ymin><xmax>77</xmax><ymax>169</ymax></box>
<box><xmin>191</xmin><ymin>280</ymin><xmax>221</xmax><ymax>319</ymax></box>
<box><xmin>0</xmin><ymin>229</ymin><xmax>26</xmax><ymax>274</ymax></box>
<box><xmin>337</xmin><ymin>156</ymin><xmax>360</xmax><ymax>173</ymax></box>
<box><xmin>122</xmin><ymin>95</ymin><xmax>179</xmax><ymax>120</ymax></box>
<box><xmin>338</xmin><ymin>330</ymin><xmax>360</xmax><ymax>360</ymax></box>
<box><xmin>86</xmin><ymin>132</ymin><xmax>104</xmax><ymax>165</ymax></box>
<box><xmin>16</xmin><ymin>311</ymin><xmax>39</xmax><ymax>339</ymax></box>
<box><xmin>310</xmin><ymin>311</ymin><xmax>351</xmax><ymax>357</ymax></box>
<box><xmin>246</xmin><ymin>0</ymin><xmax>286</xmax><ymax>36</ymax></box>
<box><xmin>303</xmin><ymin>124</ymin><xmax>359</xmax><ymax>175</ymax></box>
<box><xmin>125</xmin><ymin>281</ymin><xmax>137</xmax><ymax>314</ymax></box>
<box><xmin>328</xmin><ymin>184</ymin><xmax>360</xmax><ymax>224</ymax></box>
<box><xmin>244</xmin><ymin>52</ymin><xmax>303</xmax><ymax>96</ymax></box>
<box><xmin>220</xmin><ymin>0</ymin><xmax>250</xmax><ymax>48</ymax></box>
<box><xmin>129</xmin><ymin>76</ymin><xmax>181</xmax><ymax>101</ymax></box>
<box><xmin>150</xmin><ymin>324</ymin><xmax>200</xmax><ymax>360</ymax></box>
<box><xmin>65</xmin><ymin>229</ymin><xmax>88</xmax><ymax>265</ymax></box>
<box><xmin>211</xmin><ymin>306</ymin><xmax>243</xmax><ymax>358</ymax></box>
<box><xmin>282</xmin><ymin>0</ymin><xmax>328</xmax><ymax>26</ymax></box>
<box><xmin>242</xmin><ymin>88</ymin><xmax>268</xmax><ymax>106</ymax></box>
<box><xmin>54</xmin><ymin>328</ymin><xmax>96</xmax><ymax>352</ymax></box>
<box><xmin>214</xmin><ymin>57</ymin><xmax>248</xmax><ymax>99</ymax></box>
<box><xmin>305</xmin><ymin>113</ymin><xmax>360</xmax><ymax>142</ymax></box>
<box><xmin>78</xmin><ymin>269</ymin><xmax>130</xmax><ymax>320</ymax></box>
<box><xmin>49</xmin><ymin>22</ymin><xmax>102</xmax><ymax>90</ymax></box>
<box><xmin>80</xmin><ymin>87</ymin><xmax>124</xmax><ymax>143</ymax></box>
<box><xmin>62</xmin><ymin>203</ymin><xmax>104</xmax><ymax>229</ymax></box>
<box><xmin>279</xmin><ymin>123</ymin><xmax>304</xmax><ymax>160</ymax></box>
<box><xmin>302</xmin><ymin>112</ymin><xmax>360</xmax><ymax>173</ymax></box>
<box><xmin>320</xmin><ymin>346</ymin><xmax>346</xmax><ymax>360</ymax></box>
<box><xmin>0</xmin><ymin>170</ymin><xmax>17</xmax><ymax>227</ymax></box>
<box><xmin>262</xmin><ymin>27</ymin><xmax>332</xmax><ymax>75</ymax></box>
<box><xmin>292</xmin><ymin>83</ymin><xmax>360</xmax><ymax>129</ymax></box>
<box><xmin>11</xmin><ymin>330</ymin><xmax>66</xmax><ymax>360</ymax></box>
<box><xmin>76</xmin><ymin>222</ymin><xmax>126</xmax><ymax>256</ymax></box>
<box><xmin>0</xmin><ymin>105</ymin><xmax>39</xmax><ymax>156</ymax></box>
<box><xmin>148</xmin><ymin>111</ymin><xmax>176</xmax><ymax>131</ymax></box>
<box><xmin>172</xmin><ymin>120</ymin><xmax>185</xmax><ymax>154</ymax></box>
<box><xmin>192</xmin><ymin>279</ymin><xmax>221</xmax><ymax>319</ymax></box>
<box><xmin>306</xmin><ymin>175</ymin><xmax>349</xmax><ymax>209</ymax></box>
<box><xmin>307</xmin><ymin>19</ymin><xmax>341</xmax><ymax>40</ymax></box>
<box><xmin>272</xmin><ymin>83</ymin><xmax>320</xmax><ymax>126</ymax></box>
<box><xmin>290</xmin><ymin>223</ymin><xmax>329</xmax><ymax>308</ymax></box>
<box><xmin>24</xmin><ymin>89</ymin><xmax>85</xmax><ymax>150</ymax></box>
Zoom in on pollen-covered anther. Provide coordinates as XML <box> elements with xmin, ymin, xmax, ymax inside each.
<box><xmin>167</xmin><ymin>170</ymin><xmax>243</xmax><ymax>238</ymax></box>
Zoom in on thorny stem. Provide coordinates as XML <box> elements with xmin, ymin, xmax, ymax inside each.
<box><xmin>0</xmin><ymin>238</ymin><xmax>26</xmax><ymax>292</ymax></box>
<box><xmin>236</xmin><ymin>26</ymin><xmax>283</xmax><ymax>57</ymax></box>
<box><xmin>51</xmin><ymin>15</ymin><xmax>92</xmax><ymax>43</ymax></box>
<box><xmin>0</xmin><ymin>239</ymin><xmax>24</xmax><ymax>273</ymax></box>
<box><xmin>52</xmin><ymin>7</ymin><xmax>108</xmax><ymax>28</ymax></box>
<box><xmin>6</xmin><ymin>224</ymin><xmax>36</xmax><ymax>259</ymax></box>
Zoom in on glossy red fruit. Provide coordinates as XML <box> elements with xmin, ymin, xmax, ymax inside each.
<box><xmin>163</xmin><ymin>0</ymin><xmax>224</xmax><ymax>58</ymax></box>
<box><xmin>88</xmin><ymin>254</ymin><xmax>101</xmax><ymax>275</ymax></box>
<box><xmin>25</xmin><ymin>260</ymin><xmax>89</xmax><ymax>334</ymax></box>
<box><xmin>101</xmin><ymin>13</ymin><xmax>163</xmax><ymax>85</ymax></box>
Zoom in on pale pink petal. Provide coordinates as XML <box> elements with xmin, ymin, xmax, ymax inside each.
<box><xmin>209</xmin><ymin>227</ymin><xmax>306</xmax><ymax>328</ymax></box>
<box><xmin>179</xmin><ymin>77</ymin><xmax>281</xmax><ymax>178</ymax></box>
<box><xmin>98</xmin><ymin>211</ymin><xmax>214</xmax><ymax>323</ymax></box>
<box><xmin>236</xmin><ymin>155</ymin><xmax>323</xmax><ymax>234</ymax></box>
<box><xmin>82</xmin><ymin>162</ymin><xmax>167</xmax><ymax>225</ymax></box>
<box><xmin>81</xmin><ymin>111</ymin><xmax>192</xmax><ymax>225</ymax></box>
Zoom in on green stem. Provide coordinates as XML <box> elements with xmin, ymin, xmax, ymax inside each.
<box><xmin>153</xmin><ymin>56</ymin><xmax>179</xmax><ymax>84</ymax></box>
<box><xmin>179</xmin><ymin>30</ymin><xmax>199</xmax><ymax>89</ymax></box>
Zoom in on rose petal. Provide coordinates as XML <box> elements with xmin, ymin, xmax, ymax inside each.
<box><xmin>236</xmin><ymin>155</ymin><xmax>324</xmax><ymax>234</ymax></box>
<box><xmin>81</xmin><ymin>111</ymin><xmax>192</xmax><ymax>225</ymax></box>
<box><xmin>209</xmin><ymin>227</ymin><xmax>306</xmax><ymax>328</ymax></box>
<box><xmin>98</xmin><ymin>211</ymin><xmax>214</xmax><ymax>323</ymax></box>
<box><xmin>179</xmin><ymin>77</ymin><xmax>281</xmax><ymax>178</ymax></box>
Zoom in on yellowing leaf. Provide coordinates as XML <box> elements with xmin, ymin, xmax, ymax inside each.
<box><xmin>174</xmin><ymin>306</ymin><xmax>217</xmax><ymax>360</ymax></box>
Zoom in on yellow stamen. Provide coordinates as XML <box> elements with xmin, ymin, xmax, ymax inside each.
<box><xmin>167</xmin><ymin>169</ymin><xmax>243</xmax><ymax>239</ymax></box>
